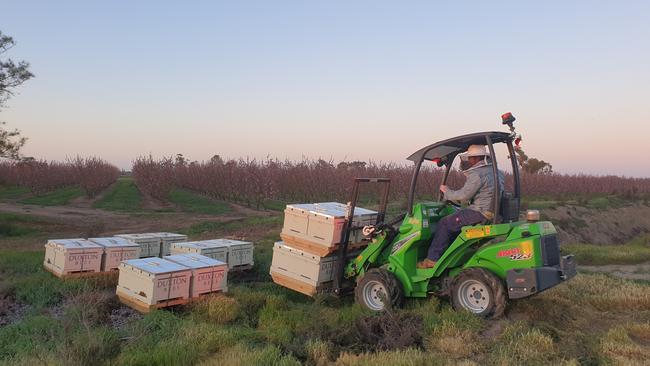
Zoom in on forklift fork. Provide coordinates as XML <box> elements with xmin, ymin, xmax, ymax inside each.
<box><xmin>333</xmin><ymin>177</ymin><xmax>391</xmax><ymax>295</ymax></box>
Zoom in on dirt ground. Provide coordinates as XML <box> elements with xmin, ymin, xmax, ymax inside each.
<box><xmin>543</xmin><ymin>202</ymin><xmax>650</xmax><ymax>245</ymax></box>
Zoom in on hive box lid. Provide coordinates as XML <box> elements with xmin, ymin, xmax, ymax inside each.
<box><xmin>164</xmin><ymin>254</ymin><xmax>226</xmax><ymax>269</ymax></box>
<box><xmin>47</xmin><ymin>238</ymin><xmax>102</xmax><ymax>249</ymax></box>
<box><xmin>173</xmin><ymin>241</ymin><xmax>228</xmax><ymax>249</ymax></box>
<box><xmin>89</xmin><ymin>237</ymin><xmax>139</xmax><ymax>248</ymax></box>
<box><xmin>151</xmin><ymin>232</ymin><xmax>187</xmax><ymax>239</ymax></box>
<box><xmin>116</xmin><ymin>233</ymin><xmax>160</xmax><ymax>241</ymax></box>
<box><xmin>286</xmin><ymin>202</ymin><xmax>377</xmax><ymax>218</ymax></box>
<box><xmin>204</xmin><ymin>239</ymin><xmax>252</xmax><ymax>247</ymax></box>
<box><xmin>121</xmin><ymin>257</ymin><xmax>189</xmax><ymax>274</ymax></box>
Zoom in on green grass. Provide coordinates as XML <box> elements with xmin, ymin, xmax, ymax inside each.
<box><xmin>20</xmin><ymin>186</ymin><xmax>84</xmax><ymax>206</ymax></box>
<box><xmin>0</xmin><ymin>213</ymin><xmax>41</xmax><ymax>238</ymax></box>
<box><xmin>93</xmin><ymin>178</ymin><xmax>143</xmax><ymax>212</ymax></box>
<box><xmin>180</xmin><ymin>216</ymin><xmax>282</xmax><ymax>237</ymax></box>
<box><xmin>0</xmin><ymin>186</ymin><xmax>30</xmax><ymax>200</ymax></box>
<box><xmin>563</xmin><ymin>234</ymin><xmax>650</xmax><ymax>265</ymax></box>
<box><xmin>169</xmin><ymin>188</ymin><xmax>232</xmax><ymax>215</ymax></box>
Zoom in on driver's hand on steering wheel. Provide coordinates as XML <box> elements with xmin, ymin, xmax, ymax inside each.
<box><xmin>439</xmin><ymin>185</ymin><xmax>449</xmax><ymax>194</ymax></box>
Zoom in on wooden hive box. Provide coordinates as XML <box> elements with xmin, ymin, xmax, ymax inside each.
<box><xmin>170</xmin><ymin>241</ymin><xmax>229</xmax><ymax>263</ymax></box>
<box><xmin>270</xmin><ymin>241</ymin><xmax>339</xmax><ymax>297</ymax></box>
<box><xmin>151</xmin><ymin>232</ymin><xmax>188</xmax><ymax>257</ymax></box>
<box><xmin>204</xmin><ymin>239</ymin><xmax>254</xmax><ymax>269</ymax></box>
<box><xmin>43</xmin><ymin>239</ymin><xmax>103</xmax><ymax>276</ymax></box>
<box><xmin>164</xmin><ymin>254</ymin><xmax>228</xmax><ymax>297</ymax></box>
<box><xmin>88</xmin><ymin>237</ymin><xmax>140</xmax><ymax>271</ymax></box>
<box><xmin>280</xmin><ymin>202</ymin><xmax>378</xmax><ymax>254</ymax></box>
<box><xmin>116</xmin><ymin>257</ymin><xmax>191</xmax><ymax>309</ymax></box>
<box><xmin>115</xmin><ymin>233</ymin><xmax>161</xmax><ymax>258</ymax></box>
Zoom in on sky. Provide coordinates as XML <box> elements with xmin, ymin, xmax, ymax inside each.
<box><xmin>2</xmin><ymin>1</ymin><xmax>649</xmax><ymax>176</ymax></box>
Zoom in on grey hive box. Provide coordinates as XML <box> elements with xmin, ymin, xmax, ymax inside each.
<box><xmin>204</xmin><ymin>239</ymin><xmax>254</xmax><ymax>269</ymax></box>
<box><xmin>164</xmin><ymin>254</ymin><xmax>228</xmax><ymax>297</ymax></box>
<box><xmin>150</xmin><ymin>232</ymin><xmax>188</xmax><ymax>257</ymax></box>
<box><xmin>170</xmin><ymin>241</ymin><xmax>229</xmax><ymax>263</ymax></box>
<box><xmin>115</xmin><ymin>233</ymin><xmax>162</xmax><ymax>258</ymax></box>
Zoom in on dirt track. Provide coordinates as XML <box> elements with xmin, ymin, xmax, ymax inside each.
<box><xmin>579</xmin><ymin>262</ymin><xmax>650</xmax><ymax>281</ymax></box>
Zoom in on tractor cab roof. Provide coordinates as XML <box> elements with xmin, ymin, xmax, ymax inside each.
<box><xmin>407</xmin><ymin>131</ymin><xmax>512</xmax><ymax>163</ymax></box>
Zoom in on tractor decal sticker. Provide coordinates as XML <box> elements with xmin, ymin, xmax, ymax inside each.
<box><xmin>484</xmin><ymin>226</ymin><xmax>491</xmax><ymax>235</ymax></box>
<box><xmin>497</xmin><ymin>241</ymin><xmax>533</xmax><ymax>261</ymax></box>
<box><xmin>465</xmin><ymin>227</ymin><xmax>485</xmax><ymax>239</ymax></box>
<box><xmin>391</xmin><ymin>232</ymin><xmax>419</xmax><ymax>254</ymax></box>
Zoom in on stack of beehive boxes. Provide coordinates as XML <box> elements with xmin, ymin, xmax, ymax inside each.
<box><xmin>116</xmin><ymin>232</ymin><xmax>189</xmax><ymax>258</ymax></box>
<box><xmin>116</xmin><ymin>254</ymin><xmax>228</xmax><ymax>313</ymax></box>
<box><xmin>271</xmin><ymin>202</ymin><xmax>377</xmax><ymax>296</ymax></box>
<box><xmin>170</xmin><ymin>239</ymin><xmax>254</xmax><ymax>270</ymax></box>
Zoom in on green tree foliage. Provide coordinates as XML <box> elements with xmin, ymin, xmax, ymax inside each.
<box><xmin>515</xmin><ymin>147</ymin><xmax>553</xmax><ymax>174</ymax></box>
<box><xmin>0</xmin><ymin>30</ymin><xmax>34</xmax><ymax>159</ymax></box>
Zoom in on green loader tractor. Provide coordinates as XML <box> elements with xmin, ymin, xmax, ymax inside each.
<box><xmin>333</xmin><ymin>113</ymin><xmax>577</xmax><ymax>318</ymax></box>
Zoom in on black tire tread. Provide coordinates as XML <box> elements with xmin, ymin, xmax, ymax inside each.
<box><xmin>354</xmin><ymin>268</ymin><xmax>404</xmax><ymax>311</ymax></box>
<box><xmin>451</xmin><ymin>268</ymin><xmax>507</xmax><ymax>319</ymax></box>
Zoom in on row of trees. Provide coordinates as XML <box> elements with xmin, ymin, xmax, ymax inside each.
<box><xmin>131</xmin><ymin>155</ymin><xmax>650</xmax><ymax>209</ymax></box>
<box><xmin>0</xmin><ymin>157</ymin><xmax>120</xmax><ymax>197</ymax></box>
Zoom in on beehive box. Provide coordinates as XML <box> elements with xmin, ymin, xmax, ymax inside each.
<box><xmin>152</xmin><ymin>232</ymin><xmax>188</xmax><ymax>257</ymax></box>
<box><xmin>205</xmin><ymin>239</ymin><xmax>254</xmax><ymax>269</ymax></box>
<box><xmin>170</xmin><ymin>241</ymin><xmax>229</xmax><ymax>263</ymax></box>
<box><xmin>116</xmin><ymin>257</ymin><xmax>192</xmax><ymax>311</ymax></box>
<box><xmin>89</xmin><ymin>237</ymin><xmax>140</xmax><ymax>271</ymax></box>
<box><xmin>116</xmin><ymin>233</ymin><xmax>161</xmax><ymax>258</ymax></box>
<box><xmin>270</xmin><ymin>241</ymin><xmax>339</xmax><ymax>296</ymax></box>
<box><xmin>164</xmin><ymin>254</ymin><xmax>228</xmax><ymax>297</ymax></box>
<box><xmin>281</xmin><ymin>202</ymin><xmax>378</xmax><ymax>251</ymax></box>
<box><xmin>43</xmin><ymin>239</ymin><xmax>103</xmax><ymax>277</ymax></box>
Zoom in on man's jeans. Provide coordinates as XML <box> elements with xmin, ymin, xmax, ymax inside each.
<box><xmin>427</xmin><ymin>209</ymin><xmax>486</xmax><ymax>261</ymax></box>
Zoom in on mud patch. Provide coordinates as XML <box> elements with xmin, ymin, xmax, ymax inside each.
<box><xmin>0</xmin><ymin>292</ymin><xmax>29</xmax><ymax>326</ymax></box>
<box><xmin>109</xmin><ymin>306</ymin><xmax>142</xmax><ymax>330</ymax></box>
<box><xmin>355</xmin><ymin>311</ymin><xmax>423</xmax><ymax>351</ymax></box>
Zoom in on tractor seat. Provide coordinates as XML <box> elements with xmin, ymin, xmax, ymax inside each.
<box><xmin>500</xmin><ymin>192</ymin><xmax>520</xmax><ymax>223</ymax></box>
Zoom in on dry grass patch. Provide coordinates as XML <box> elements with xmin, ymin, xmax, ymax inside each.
<box><xmin>599</xmin><ymin>322</ymin><xmax>650</xmax><ymax>365</ymax></box>
<box><xmin>334</xmin><ymin>348</ymin><xmax>438</xmax><ymax>366</ymax></box>
<box><xmin>191</xmin><ymin>294</ymin><xmax>240</xmax><ymax>324</ymax></box>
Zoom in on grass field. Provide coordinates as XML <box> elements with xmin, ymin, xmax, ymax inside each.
<box><xmin>20</xmin><ymin>187</ymin><xmax>84</xmax><ymax>206</ymax></box>
<box><xmin>0</xmin><ymin>186</ymin><xmax>30</xmax><ymax>200</ymax></box>
<box><xmin>1</xmin><ymin>191</ymin><xmax>650</xmax><ymax>365</ymax></box>
<box><xmin>563</xmin><ymin>234</ymin><xmax>650</xmax><ymax>265</ymax></box>
<box><xmin>93</xmin><ymin>178</ymin><xmax>143</xmax><ymax>212</ymax></box>
<box><xmin>1</xmin><ymin>231</ymin><xmax>649</xmax><ymax>365</ymax></box>
<box><xmin>169</xmin><ymin>189</ymin><xmax>232</xmax><ymax>215</ymax></box>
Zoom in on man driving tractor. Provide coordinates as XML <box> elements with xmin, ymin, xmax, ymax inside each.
<box><xmin>417</xmin><ymin>144</ymin><xmax>505</xmax><ymax>269</ymax></box>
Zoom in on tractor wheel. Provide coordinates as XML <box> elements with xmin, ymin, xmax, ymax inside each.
<box><xmin>354</xmin><ymin>268</ymin><xmax>404</xmax><ymax>312</ymax></box>
<box><xmin>451</xmin><ymin>268</ymin><xmax>506</xmax><ymax>319</ymax></box>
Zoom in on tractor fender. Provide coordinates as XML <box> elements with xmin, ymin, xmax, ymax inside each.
<box><xmin>384</xmin><ymin>258</ymin><xmax>413</xmax><ymax>297</ymax></box>
<box><xmin>462</xmin><ymin>255</ymin><xmax>507</xmax><ymax>279</ymax></box>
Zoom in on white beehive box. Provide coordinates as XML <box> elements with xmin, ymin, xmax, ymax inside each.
<box><xmin>152</xmin><ymin>232</ymin><xmax>189</xmax><ymax>257</ymax></box>
<box><xmin>205</xmin><ymin>239</ymin><xmax>254</xmax><ymax>269</ymax></box>
<box><xmin>270</xmin><ymin>241</ymin><xmax>339</xmax><ymax>296</ymax></box>
<box><xmin>116</xmin><ymin>257</ymin><xmax>191</xmax><ymax>306</ymax></box>
<box><xmin>281</xmin><ymin>202</ymin><xmax>378</xmax><ymax>248</ymax></box>
<box><xmin>170</xmin><ymin>241</ymin><xmax>229</xmax><ymax>263</ymax></box>
<box><xmin>164</xmin><ymin>254</ymin><xmax>228</xmax><ymax>297</ymax></box>
<box><xmin>88</xmin><ymin>237</ymin><xmax>140</xmax><ymax>271</ymax></box>
<box><xmin>43</xmin><ymin>239</ymin><xmax>103</xmax><ymax>276</ymax></box>
<box><xmin>116</xmin><ymin>233</ymin><xmax>161</xmax><ymax>258</ymax></box>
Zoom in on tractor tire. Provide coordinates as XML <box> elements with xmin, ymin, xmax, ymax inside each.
<box><xmin>450</xmin><ymin>268</ymin><xmax>507</xmax><ymax>319</ymax></box>
<box><xmin>354</xmin><ymin>268</ymin><xmax>404</xmax><ymax>312</ymax></box>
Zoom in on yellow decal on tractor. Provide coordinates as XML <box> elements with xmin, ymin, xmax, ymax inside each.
<box><xmin>465</xmin><ymin>227</ymin><xmax>485</xmax><ymax>239</ymax></box>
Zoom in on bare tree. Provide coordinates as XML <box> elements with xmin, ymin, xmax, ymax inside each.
<box><xmin>0</xmin><ymin>30</ymin><xmax>34</xmax><ymax>159</ymax></box>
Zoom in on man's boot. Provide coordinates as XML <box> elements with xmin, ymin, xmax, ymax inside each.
<box><xmin>417</xmin><ymin>258</ymin><xmax>437</xmax><ymax>269</ymax></box>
